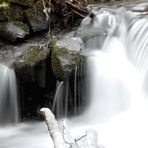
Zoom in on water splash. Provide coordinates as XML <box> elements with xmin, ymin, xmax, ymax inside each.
<box><xmin>0</xmin><ymin>64</ymin><xmax>19</xmax><ymax>125</ymax></box>
<box><xmin>68</xmin><ymin>4</ymin><xmax>148</xmax><ymax>148</ymax></box>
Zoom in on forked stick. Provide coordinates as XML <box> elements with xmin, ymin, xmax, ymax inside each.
<box><xmin>40</xmin><ymin>108</ymin><xmax>71</xmax><ymax>148</ymax></box>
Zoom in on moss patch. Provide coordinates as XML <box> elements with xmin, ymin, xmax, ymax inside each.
<box><xmin>50</xmin><ymin>39</ymin><xmax>65</xmax><ymax>80</ymax></box>
<box><xmin>14</xmin><ymin>46</ymin><xmax>47</xmax><ymax>69</ymax></box>
<box><xmin>13</xmin><ymin>21</ymin><xmax>29</xmax><ymax>32</ymax></box>
<box><xmin>0</xmin><ymin>1</ymin><xmax>9</xmax><ymax>8</ymax></box>
<box><xmin>0</xmin><ymin>1</ymin><xmax>9</xmax><ymax>21</ymax></box>
<box><xmin>50</xmin><ymin>39</ymin><xmax>81</xmax><ymax>81</ymax></box>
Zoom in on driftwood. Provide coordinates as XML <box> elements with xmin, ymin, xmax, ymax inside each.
<box><xmin>40</xmin><ymin>107</ymin><xmax>104</xmax><ymax>148</ymax></box>
<box><xmin>40</xmin><ymin>108</ymin><xmax>71</xmax><ymax>148</ymax></box>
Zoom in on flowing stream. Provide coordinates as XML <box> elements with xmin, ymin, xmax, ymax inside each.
<box><xmin>1</xmin><ymin>1</ymin><xmax>148</xmax><ymax>148</ymax></box>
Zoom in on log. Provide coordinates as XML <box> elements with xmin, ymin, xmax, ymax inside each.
<box><xmin>40</xmin><ymin>108</ymin><xmax>71</xmax><ymax>148</ymax></box>
<box><xmin>40</xmin><ymin>108</ymin><xmax>102</xmax><ymax>148</ymax></box>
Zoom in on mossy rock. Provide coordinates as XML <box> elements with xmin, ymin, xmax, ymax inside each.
<box><xmin>13</xmin><ymin>46</ymin><xmax>47</xmax><ymax>70</ymax></box>
<box><xmin>50</xmin><ymin>39</ymin><xmax>82</xmax><ymax>81</ymax></box>
<box><xmin>0</xmin><ymin>1</ymin><xmax>9</xmax><ymax>21</ymax></box>
<box><xmin>0</xmin><ymin>1</ymin><xmax>24</xmax><ymax>21</ymax></box>
<box><xmin>13</xmin><ymin>45</ymin><xmax>48</xmax><ymax>82</ymax></box>
<box><xmin>8</xmin><ymin>4</ymin><xmax>23</xmax><ymax>21</ymax></box>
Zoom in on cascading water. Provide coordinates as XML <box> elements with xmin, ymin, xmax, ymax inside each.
<box><xmin>0</xmin><ymin>64</ymin><xmax>19</xmax><ymax>125</ymax></box>
<box><xmin>68</xmin><ymin>2</ymin><xmax>148</xmax><ymax>148</ymax></box>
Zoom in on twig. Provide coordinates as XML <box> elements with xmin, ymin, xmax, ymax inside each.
<box><xmin>65</xmin><ymin>1</ymin><xmax>89</xmax><ymax>15</ymax></box>
<box><xmin>74</xmin><ymin>132</ymin><xmax>87</xmax><ymax>143</ymax></box>
<box><xmin>42</xmin><ymin>0</ymin><xmax>51</xmax><ymax>21</ymax></box>
<box><xmin>71</xmin><ymin>9</ymin><xmax>86</xmax><ymax>18</ymax></box>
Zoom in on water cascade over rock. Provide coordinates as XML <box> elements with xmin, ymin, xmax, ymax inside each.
<box><xmin>68</xmin><ymin>2</ymin><xmax>148</xmax><ymax>148</ymax></box>
<box><xmin>0</xmin><ymin>64</ymin><xmax>18</xmax><ymax>125</ymax></box>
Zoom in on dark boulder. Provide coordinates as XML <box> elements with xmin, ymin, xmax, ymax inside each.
<box><xmin>50</xmin><ymin>39</ymin><xmax>82</xmax><ymax>81</ymax></box>
<box><xmin>0</xmin><ymin>1</ymin><xmax>9</xmax><ymax>21</ymax></box>
<box><xmin>7</xmin><ymin>4</ymin><xmax>24</xmax><ymax>21</ymax></box>
<box><xmin>24</xmin><ymin>0</ymin><xmax>49</xmax><ymax>33</ymax></box>
<box><xmin>13</xmin><ymin>45</ymin><xmax>56</xmax><ymax>119</ymax></box>
<box><xmin>0</xmin><ymin>21</ymin><xmax>29</xmax><ymax>42</ymax></box>
<box><xmin>13</xmin><ymin>45</ymin><xmax>47</xmax><ymax>74</ymax></box>
<box><xmin>0</xmin><ymin>4</ymin><xmax>23</xmax><ymax>22</ymax></box>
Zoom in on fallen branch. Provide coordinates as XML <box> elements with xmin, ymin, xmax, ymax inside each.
<box><xmin>40</xmin><ymin>107</ymin><xmax>103</xmax><ymax>148</ymax></box>
<box><xmin>65</xmin><ymin>1</ymin><xmax>90</xmax><ymax>16</ymax></box>
<box><xmin>51</xmin><ymin>0</ymin><xmax>95</xmax><ymax>28</ymax></box>
<box><xmin>40</xmin><ymin>108</ymin><xmax>71</xmax><ymax>148</ymax></box>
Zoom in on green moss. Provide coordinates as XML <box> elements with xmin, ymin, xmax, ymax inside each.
<box><xmin>0</xmin><ymin>1</ymin><xmax>9</xmax><ymax>9</ymax></box>
<box><xmin>50</xmin><ymin>39</ymin><xmax>81</xmax><ymax>80</ymax></box>
<box><xmin>0</xmin><ymin>1</ymin><xmax>23</xmax><ymax>21</ymax></box>
<box><xmin>13</xmin><ymin>21</ymin><xmax>29</xmax><ymax>32</ymax></box>
<box><xmin>0</xmin><ymin>1</ymin><xmax>9</xmax><ymax>21</ymax></box>
<box><xmin>50</xmin><ymin>39</ymin><xmax>65</xmax><ymax>80</ymax></box>
<box><xmin>13</xmin><ymin>46</ymin><xmax>47</xmax><ymax>82</ymax></box>
<box><xmin>14</xmin><ymin>46</ymin><xmax>46</xmax><ymax>70</ymax></box>
<box><xmin>13</xmin><ymin>10</ymin><xmax>22</xmax><ymax>21</ymax></box>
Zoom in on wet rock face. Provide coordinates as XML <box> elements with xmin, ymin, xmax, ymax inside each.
<box><xmin>24</xmin><ymin>0</ymin><xmax>49</xmax><ymax>33</ymax></box>
<box><xmin>0</xmin><ymin>3</ymin><xmax>9</xmax><ymax>22</ymax></box>
<box><xmin>13</xmin><ymin>45</ymin><xmax>48</xmax><ymax>87</ymax></box>
<box><xmin>14</xmin><ymin>46</ymin><xmax>47</xmax><ymax>69</ymax></box>
<box><xmin>50</xmin><ymin>39</ymin><xmax>82</xmax><ymax>81</ymax></box>
<box><xmin>0</xmin><ymin>0</ymin><xmax>49</xmax><ymax>43</ymax></box>
<box><xmin>0</xmin><ymin>21</ymin><xmax>29</xmax><ymax>42</ymax></box>
<box><xmin>12</xmin><ymin>44</ymin><xmax>56</xmax><ymax>120</ymax></box>
<box><xmin>0</xmin><ymin>4</ymin><xmax>23</xmax><ymax>22</ymax></box>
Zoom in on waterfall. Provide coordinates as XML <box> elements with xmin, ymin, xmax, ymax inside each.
<box><xmin>0</xmin><ymin>64</ymin><xmax>19</xmax><ymax>125</ymax></box>
<box><xmin>52</xmin><ymin>64</ymin><xmax>84</xmax><ymax>118</ymax></box>
<box><xmin>68</xmin><ymin>3</ymin><xmax>148</xmax><ymax>148</ymax></box>
<box><xmin>52</xmin><ymin>80</ymin><xmax>70</xmax><ymax>118</ymax></box>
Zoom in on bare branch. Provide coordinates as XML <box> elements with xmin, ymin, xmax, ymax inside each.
<box><xmin>74</xmin><ymin>132</ymin><xmax>87</xmax><ymax>143</ymax></box>
<box><xmin>40</xmin><ymin>108</ymin><xmax>70</xmax><ymax>148</ymax></box>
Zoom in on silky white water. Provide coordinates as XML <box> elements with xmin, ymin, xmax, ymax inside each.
<box><xmin>0</xmin><ymin>64</ymin><xmax>19</xmax><ymax>125</ymax></box>
<box><xmin>68</xmin><ymin>2</ymin><xmax>148</xmax><ymax>148</ymax></box>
